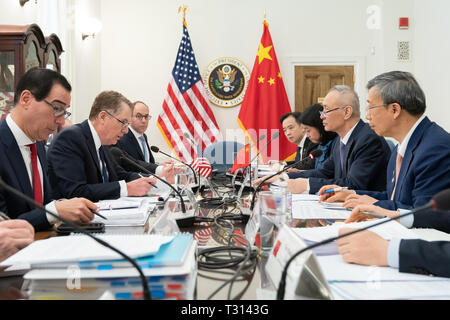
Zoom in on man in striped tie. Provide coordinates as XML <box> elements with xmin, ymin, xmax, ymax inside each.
<box><xmin>0</xmin><ymin>68</ymin><xmax>98</xmax><ymax>231</ymax></box>
<box><xmin>318</xmin><ymin>71</ymin><xmax>450</xmax><ymax>211</ymax></box>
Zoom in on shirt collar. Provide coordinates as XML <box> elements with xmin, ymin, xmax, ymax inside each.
<box><xmin>397</xmin><ymin>114</ymin><xmax>426</xmax><ymax>158</ymax></box>
<box><xmin>298</xmin><ymin>135</ymin><xmax>307</xmax><ymax>148</ymax></box>
<box><xmin>129</xmin><ymin>126</ymin><xmax>143</xmax><ymax>140</ymax></box>
<box><xmin>340</xmin><ymin>121</ymin><xmax>359</xmax><ymax>145</ymax></box>
<box><xmin>6</xmin><ymin>114</ymin><xmax>34</xmax><ymax>147</ymax></box>
<box><xmin>88</xmin><ymin>120</ymin><xmax>102</xmax><ymax>151</ymax></box>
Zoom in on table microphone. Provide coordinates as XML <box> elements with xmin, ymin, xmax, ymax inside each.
<box><xmin>150</xmin><ymin>146</ymin><xmax>198</xmax><ymax>185</ymax></box>
<box><xmin>249</xmin><ymin>132</ymin><xmax>277</xmax><ymax>164</ymax></box>
<box><xmin>250</xmin><ymin>149</ymin><xmax>323</xmax><ymax>211</ymax></box>
<box><xmin>276</xmin><ymin>188</ymin><xmax>450</xmax><ymax>300</ymax></box>
<box><xmin>0</xmin><ymin>177</ymin><xmax>152</xmax><ymax>300</ymax></box>
<box><xmin>109</xmin><ymin>147</ymin><xmax>186</xmax><ymax>213</ymax></box>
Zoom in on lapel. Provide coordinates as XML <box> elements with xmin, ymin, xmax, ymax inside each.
<box><xmin>395</xmin><ymin>117</ymin><xmax>432</xmax><ymax>199</ymax></box>
<box><xmin>80</xmin><ymin>120</ymin><xmax>103</xmax><ymax>181</ymax></box>
<box><xmin>0</xmin><ymin>120</ymin><xmax>34</xmax><ymax>205</ymax></box>
<box><xmin>341</xmin><ymin>120</ymin><xmax>365</xmax><ymax>176</ymax></box>
<box><xmin>128</xmin><ymin>131</ymin><xmax>145</xmax><ymax>161</ymax></box>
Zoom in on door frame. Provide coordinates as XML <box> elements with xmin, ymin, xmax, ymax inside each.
<box><xmin>283</xmin><ymin>56</ymin><xmax>367</xmax><ymax>112</ymax></box>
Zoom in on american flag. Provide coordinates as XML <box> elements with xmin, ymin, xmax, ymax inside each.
<box><xmin>191</xmin><ymin>157</ymin><xmax>212</xmax><ymax>179</ymax></box>
<box><xmin>157</xmin><ymin>19</ymin><xmax>221</xmax><ymax>164</ymax></box>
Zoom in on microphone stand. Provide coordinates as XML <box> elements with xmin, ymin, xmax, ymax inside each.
<box><xmin>0</xmin><ymin>178</ymin><xmax>152</xmax><ymax>300</ymax></box>
<box><xmin>276</xmin><ymin>203</ymin><xmax>436</xmax><ymax>300</ymax></box>
<box><xmin>151</xmin><ymin>147</ymin><xmax>198</xmax><ymax>186</ymax></box>
<box><xmin>119</xmin><ymin>154</ymin><xmax>186</xmax><ymax>213</ymax></box>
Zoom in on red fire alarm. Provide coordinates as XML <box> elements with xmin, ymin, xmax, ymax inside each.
<box><xmin>399</xmin><ymin>17</ymin><xmax>409</xmax><ymax>30</ymax></box>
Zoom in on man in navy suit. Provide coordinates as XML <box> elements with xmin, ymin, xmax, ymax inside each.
<box><xmin>281</xmin><ymin>85</ymin><xmax>391</xmax><ymax>194</ymax></box>
<box><xmin>0</xmin><ymin>68</ymin><xmax>97</xmax><ymax>231</ymax></box>
<box><xmin>337</xmin><ymin>203</ymin><xmax>450</xmax><ymax>278</ymax></box>
<box><xmin>47</xmin><ymin>91</ymin><xmax>157</xmax><ymax>202</ymax></box>
<box><xmin>111</xmin><ymin>101</ymin><xmax>174</xmax><ymax>181</ymax></box>
<box><xmin>319</xmin><ymin>71</ymin><xmax>450</xmax><ymax>210</ymax></box>
<box><xmin>280</xmin><ymin>111</ymin><xmax>318</xmax><ymax>171</ymax></box>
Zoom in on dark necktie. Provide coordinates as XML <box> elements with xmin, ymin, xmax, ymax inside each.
<box><xmin>27</xmin><ymin>143</ymin><xmax>43</xmax><ymax>205</ymax></box>
<box><xmin>99</xmin><ymin>146</ymin><xmax>109</xmax><ymax>183</ymax></box>
<box><xmin>296</xmin><ymin>146</ymin><xmax>302</xmax><ymax>162</ymax></box>
<box><xmin>139</xmin><ymin>135</ymin><xmax>150</xmax><ymax>162</ymax></box>
<box><xmin>339</xmin><ymin>141</ymin><xmax>346</xmax><ymax>173</ymax></box>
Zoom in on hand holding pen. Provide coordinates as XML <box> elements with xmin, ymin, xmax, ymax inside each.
<box><xmin>318</xmin><ymin>185</ymin><xmax>355</xmax><ymax>203</ymax></box>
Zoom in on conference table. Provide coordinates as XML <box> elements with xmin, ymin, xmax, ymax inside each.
<box><xmin>1</xmin><ymin>173</ymin><xmax>449</xmax><ymax>300</ymax></box>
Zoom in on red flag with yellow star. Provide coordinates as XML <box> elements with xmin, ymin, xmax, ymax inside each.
<box><xmin>237</xmin><ymin>21</ymin><xmax>296</xmax><ymax>163</ymax></box>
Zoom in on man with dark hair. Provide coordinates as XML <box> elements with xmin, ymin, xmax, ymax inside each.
<box><xmin>280</xmin><ymin>111</ymin><xmax>317</xmax><ymax>170</ymax></box>
<box><xmin>0</xmin><ymin>68</ymin><xmax>97</xmax><ymax>231</ymax></box>
<box><xmin>47</xmin><ymin>91</ymin><xmax>157</xmax><ymax>202</ymax></box>
<box><xmin>319</xmin><ymin>71</ymin><xmax>450</xmax><ymax>210</ymax></box>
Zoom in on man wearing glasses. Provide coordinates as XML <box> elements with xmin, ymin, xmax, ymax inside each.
<box><xmin>0</xmin><ymin>68</ymin><xmax>98</xmax><ymax>231</ymax></box>
<box><xmin>319</xmin><ymin>71</ymin><xmax>450</xmax><ymax>210</ymax></box>
<box><xmin>284</xmin><ymin>85</ymin><xmax>391</xmax><ymax>194</ymax></box>
<box><xmin>47</xmin><ymin>91</ymin><xmax>157</xmax><ymax>202</ymax></box>
<box><xmin>111</xmin><ymin>101</ymin><xmax>174</xmax><ymax>182</ymax></box>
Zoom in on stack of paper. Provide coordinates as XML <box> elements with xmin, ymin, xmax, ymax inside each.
<box><xmin>317</xmin><ymin>255</ymin><xmax>450</xmax><ymax>300</ymax></box>
<box><xmin>291</xmin><ymin>194</ymin><xmax>351</xmax><ymax>220</ymax></box>
<box><xmin>1</xmin><ymin>234</ymin><xmax>196</xmax><ymax>300</ymax></box>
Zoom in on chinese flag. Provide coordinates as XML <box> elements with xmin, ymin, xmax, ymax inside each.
<box><xmin>229</xmin><ymin>144</ymin><xmax>250</xmax><ymax>173</ymax></box>
<box><xmin>237</xmin><ymin>21</ymin><xmax>296</xmax><ymax>163</ymax></box>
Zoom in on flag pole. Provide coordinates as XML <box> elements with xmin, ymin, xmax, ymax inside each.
<box><xmin>178</xmin><ymin>5</ymin><xmax>189</xmax><ymax>24</ymax></box>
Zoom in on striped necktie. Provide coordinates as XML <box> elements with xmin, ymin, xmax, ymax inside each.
<box><xmin>139</xmin><ymin>135</ymin><xmax>149</xmax><ymax>162</ymax></box>
<box><xmin>98</xmin><ymin>146</ymin><xmax>109</xmax><ymax>183</ymax></box>
<box><xmin>390</xmin><ymin>153</ymin><xmax>403</xmax><ymax>200</ymax></box>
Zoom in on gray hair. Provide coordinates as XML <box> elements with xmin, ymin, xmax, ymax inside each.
<box><xmin>367</xmin><ymin>71</ymin><xmax>426</xmax><ymax>116</ymax></box>
<box><xmin>327</xmin><ymin>85</ymin><xmax>360</xmax><ymax>117</ymax></box>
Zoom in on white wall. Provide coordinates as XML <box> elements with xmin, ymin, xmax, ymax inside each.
<box><xmin>1</xmin><ymin>0</ymin><xmax>449</xmax><ymax>154</ymax></box>
<box><xmin>414</xmin><ymin>0</ymin><xmax>450</xmax><ymax>130</ymax></box>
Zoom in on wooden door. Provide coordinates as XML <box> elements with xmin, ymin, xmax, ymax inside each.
<box><xmin>295</xmin><ymin>65</ymin><xmax>354</xmax><ymax>112</ymax></box>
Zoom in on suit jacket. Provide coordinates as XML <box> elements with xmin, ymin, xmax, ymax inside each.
<box><xmin>288</xmin><ymin>120</ymin><xmax>391</xmax><ymax>194</ymax></box>
<box><xmin>357</xmin><ymin>117</ymin><xmax>450</xmax><ymax>210</ymax></box>
<box><xmin>47</xmin><ymin>120</ymin><xmax>141</xmax><ymax>202</ymax></box>
<box><xmin>399</xmin><ymin>210</ymin><xmax>450</xmax><ymax>278</ymax></box>
<box><xmin>116</xmin><ymin>130</ymin><xmax>157</xmax><ymax>173</ymax></box>
<box><xmin>287</xmin><ymin>138</ymin><xmax>318</xmax><ymax>170</ymax></box>
<box><xmin>0</xmin><ymin>120</ymin><xmax>53</xmax><ymax>231</ymax></box>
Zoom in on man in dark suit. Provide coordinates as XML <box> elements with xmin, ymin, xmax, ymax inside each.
<box><xmin>47</xmin><ymin>91</ymin><xmax>157</xmax><ymax>203</ymax></box>
<box><xmin>280</xmin><ymin>111</ymin><xmax>318</xmax><ymax>171</ymax></box>
<box><xmin>285</xmin><ymin>85</ymin><xmax>391</xmax><ymax>194</ymax></box>
<box><xmin>111</xmin><ymin>101</ymin><xmax>174</xmax><ymax>181</ymax></box>
<box><xmin>0</xmin><ymin>68</ymin><xmax>97</xmax><ymax>231</ymax></box>
<box><xmin>337</xmin><ymin>203</ymin><xmax>450</xmax><ymax>278</ymax></box>
<box><xmin>319</xmin><ymin>71</ymin><xmax>450</xmax><ymax>210</ymax></box>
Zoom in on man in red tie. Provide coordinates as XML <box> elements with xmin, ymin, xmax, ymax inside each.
<box><xmin>319</xmin><ymin>71</ymin><xmax>450</xmax><ymax>210</ymax></box>
<box><xmin>0</xmin><ymin>68</ymin><xmax>98</xmax><ymax>231</ymax></box>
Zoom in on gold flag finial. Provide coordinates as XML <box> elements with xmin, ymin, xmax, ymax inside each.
<box><xmin>178</xmin><ymin>5</ymin><xmax>189</xmax><ymax>22</ymax></box>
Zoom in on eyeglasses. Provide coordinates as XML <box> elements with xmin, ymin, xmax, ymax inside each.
<box><xmin>135</xmin><ymin>113</ymin><xmax>151</xmax><ymax>121</ymax></box>
<box><xmin>104</xmin><ymin>110</ymin><xmax>130</xmax><ymax>128</ymax></box>
<box><xmin>319</xmin><ymin>105</ymin><xmax>344</xmax><ymax>118</ymax></box>
<box><xmin>44</xmin><ymin>100</ymin><xmax>71</xmax><ymax>119</ymax></box>
<box><xmin>365</xmin><ymin>104</ymin><xmax>387</xmax><ymax>113</ymax></box>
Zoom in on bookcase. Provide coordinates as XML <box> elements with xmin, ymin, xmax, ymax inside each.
<box><xmin>0</xmin><ymin>24</ymin><xmax>63</xmax><ymax>120</ymax></box>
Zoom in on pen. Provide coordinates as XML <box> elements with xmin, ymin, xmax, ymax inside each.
<box><xmin>322</xmin><ymin>187</ymin><xmax>348</xmax><ymax>194</ymax></box>
<box><xmin>0</xmin><ymin>211</ymin><xmax>10</xmax><ymax>221</ymax></box>
<box><xmin>91</xmin><ymin>209</ymin><xmax>107</xmax><ymax>220</ymax></box>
